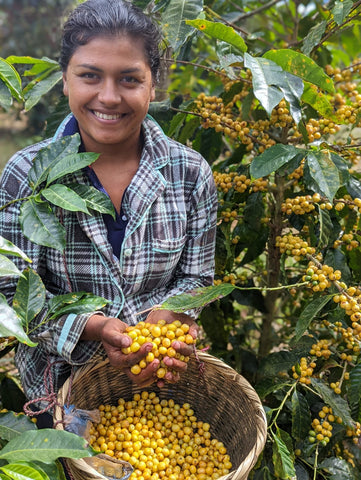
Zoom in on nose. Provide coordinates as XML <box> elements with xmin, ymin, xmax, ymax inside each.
<box><xmin>98</xmin><ymin>79</ymin><xmax>121</xmax><ymax>105</ymax></box>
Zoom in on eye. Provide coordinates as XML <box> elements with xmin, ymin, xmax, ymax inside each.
<box><xmin>80</xmin><ymin>72</ymin><xmax>99</xmax><ymax>80</ymax></box>
<box><xmin>121</xmin><ymin>76</ymin><xmax>139</xmax><ymax>84</ymax></box>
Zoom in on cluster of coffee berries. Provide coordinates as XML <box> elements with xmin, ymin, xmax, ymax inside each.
<box><xmin>309</xmin><ymin>339</ymin><xmax>332</xmax><ymax>360</ymax></box>
<box><xmin>213</xmin><ymin>171</ymin><xmax>251</xmax><ymax>194</ymax></box>
<box><xmin>89</xmin><ymin>391</ymin><xmax>232</xmax><ymax>480</ymax></box>
<box><xmin>214</xmin><ymin>272</ymin><xmax>238</xmax><ymax>286</ymax></box>
<box><xmin>333</xmin><ymin>232</ymin><xmax>360</xmax><ymax>251</ymax></box>
<box><xmin>122</xmin><ymin>320</ymin><xmax>195</xmax><ymax>380</ymax></box>
<box><xmin>346</xmin><ymin>421</ymin><xmax>361</xmax><ymax>445</ymax></box>
<box><xmin>291</xmin><ymin>357</ymin><xmax>316</xmax><ymax>385</ymax></box>
<box><xmin>302</xmin><ymin>262</ymin><xmax>342</xmax><ymax>292</ymax></box>
<box><xmin>308</xmin><ymin>406</ymin><xmax>341</xmax><ymax>446</ymax></box>
<box><xmin>276</xmin><ymin>234</ymin><xmax>316</xmax><ymax>260</ymax></box>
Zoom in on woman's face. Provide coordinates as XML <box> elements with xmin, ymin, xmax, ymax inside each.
<box><xmin>62</xmin><ymin>34</ymin><xmax>155</xmax><ymax>154</ymax></box>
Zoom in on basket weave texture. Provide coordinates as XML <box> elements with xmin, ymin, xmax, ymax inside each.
<box><xmin>55</xmin><ymin>351</ymin><xmax>267</xmax><ymax>480</ymax></box>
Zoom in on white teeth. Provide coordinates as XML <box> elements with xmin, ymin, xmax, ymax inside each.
<box><xmin>93</xmin><ymin>111</ymin><xmax>121</xmax><ymax>120</ymax></box>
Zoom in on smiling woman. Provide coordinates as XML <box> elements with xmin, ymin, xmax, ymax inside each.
<box><xmin>0</xmin><ymin>0</ymin><xmax>218</xmax><ymax>444</ymax></box>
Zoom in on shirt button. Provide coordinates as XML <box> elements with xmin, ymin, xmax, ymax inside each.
<box><xmin>124</xmin><ymin>248</ymin><xmax>132</xmax><ymax>257</ymax></box>
<box><xmin>122</xmin><ymin>215</ymin><xmax>127</xmax><ymax>221</ymax></box>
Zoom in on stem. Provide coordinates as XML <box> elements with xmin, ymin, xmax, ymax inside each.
<box><xmin>259</xmin><ymin>174</ymin><xmax>285</xmax><ymax>358</ymax></box>
<box><xmin>0</xmin><ymin>197</ymin><xmax>28</xmax><ymax>211</ymax></box>
<box><xmin>313</xmin><ymin>443</ymin><xmax>319</xmax><ymax>480</ymax></box>
<box><xmin>269</xmin><ymin>381</ymin><xmax>297</xmax><ymax>429</ymax></box>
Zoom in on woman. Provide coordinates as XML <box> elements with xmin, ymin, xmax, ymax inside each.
<box><xmin>0</xmin><ymin>0</ymin><xmax>217</xmax><ymax>418</ymax></box>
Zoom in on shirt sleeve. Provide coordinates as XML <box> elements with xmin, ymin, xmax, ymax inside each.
<box><xmin>0</xmin><ymin>151</ymin><xmax>101</xmax><ymax>365</ymax></box>
<box><xmin>161</xmin><ymin>156</ymin><xmax>218</xmax><ymax>318</ymax></box>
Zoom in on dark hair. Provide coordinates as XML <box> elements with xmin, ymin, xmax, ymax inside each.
<box><xmin>59</xmin><ymin>0</ymin><xmax>161</xmax><ymax>81</ymax></box>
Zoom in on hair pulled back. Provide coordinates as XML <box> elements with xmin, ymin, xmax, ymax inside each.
<box><xmin>59</xmin><ymin>0</ymin><xmax>161</xmax><ymax>81</ymax></box>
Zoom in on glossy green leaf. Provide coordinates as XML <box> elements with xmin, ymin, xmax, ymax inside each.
<box><xmin>294</xmin><ymin>295</ymin><xmax>332</xmax><ymax>343</ymax></box>
<box><xmin>0</xmin><ymin>79</ymin><xmax>12</xmax><ymax>111</ymax></box>
<box><xmin>28</xmin><ymin>135</ymin><xmax>81</xmax><ymax>191</ymax></box>
<box><xmin>311</xmin><ymin>378</ymin><xmax>354</xmax><ymax>426</ymax></box>
<box><xmin>1</xmin><ymin>462</ymin><xmax>49</xmax><ymax>480</ymax></box>
<box><xmin>291</xmin><ymin>390</ymin><xmax>311</xmax><ymax>441</ymax></box>
<box><xmin>162</xmin><ymin>0</ymin><xmax>203</xmax><ymax>51</ymax></box>
<box><xmin>0</xmin><ymin>412</ymin><xmax>36</xmax><ymax>442</ymax></box>
<box><xmin>332</xmin><ymin>0</ymin><xmax>353</xmax><ymax>25</ymax></box>
<box><xmin>160</xmin><ymin>284</ymin><xmax>235</xmax><ymax>313</ymax></box>
<box><xmin>41</xmin><ymin>185</ymin><xmax>89</xmax><ymax>214</ymax></box>
<box><xmin>306</xmin><ymin>151</ymin><xmax>341</xmax><ymax>202</ymax></box>
<box><xmin>12</xmin><ymin>268</ymin><xmax>46</xmax><ymax>326</ymax></box>
<box><xmin>264</xmin><ymin>49</ymin><xmax>334</xmax><ymax>94</ymax></box>
<box><xmin>318</xmin><ymin>457</ymin><xmax>355</xmax><ymax>479</ymax></box>
<box><xmin>0</xmin><ymin>255</ymin><xmax>22</xmax><ymax>277</ymax></box>
<box><xmin>6</xmin><ymin>56</ymin><xmax>58</xmax><ymax>69</ymax></box>
<box><xmin>67</xmin><ymin>183</ymin><xmax>115</xmax><ymax>218</ymax></box>
<box><xmin>24</xmin><ymin>70</ymin><xmax>62</xmax><ymax>111</ymax></box>
<box><xmin>186</xmin><ymin>19</ymin><xmax>247</xmax><ymax>53</ymax></box>
<box><xmin>302</xmin><ymin>82</ymin><xmax>336</xmax><ymax>120</ymax></box>
<box><xmin>272</xmin><ymin>430</ymin><xmax>296</xmax><ymax>479</ymax></box>
<box><xmin>0</xmin><ymin>58</ymin><xmax>22</xmax><ymax>102</ymax></box>
<box><xmin>250</xmin><ymin>144</ymin><xmax>305</xmax><ymax>179</ymax></box>
<box><xmin>0</xmin><ymin>237</ymin><xmax>32</xmax><ymax>263</ymax></box>
<box><xmin>301</xmin><ymin>20</ymin><xmax>327</xmax><ymax>56</ymax></box>
<box><xmin>0</xmin><ymin>429</ymin><xmax>95</xmax><ymax>463</ymax></box>
<box><xmin>318</xmin><ymin>208</ymin><xmax>334</xmax><ymax>249</ymax></box>
<box><xmin>348</xmin><ymin>362</ymin><xmax>361</xmax><ymax>408</ymax></box>
<box><xmin>47</xmin><ymin>292</ymin><xmax>109</xmax><ymax>319</ymax></box>
<box><xmin>260</xmin><ymin>350</ymin><xmax>300</xmax><ymax>376</ymax></box>
<box><xmin>0</xmin><ymin>294</ymin><xmax>37</xmax><ymax>346</ymax></box>
<box><xmin>19</xmin><ymin>200</ymin><xmax>66</xmax><ymax>252</ymax></box>
<box><xmin>46</xmin><ymin>151</ymin><xmax>99</xmax><ymax>186</ymax></box>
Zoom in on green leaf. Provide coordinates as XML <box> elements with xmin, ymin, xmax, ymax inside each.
<box><xmin>319</xmin><ymin>457</ymin><xmax>355</xmax><ymax>479</ymax></box>
<box><xmin>162</xmin><ymin>0</ymin><xmax>204</xmax><ymax>51</ymax></box>
<box><xmin>186</xmin><ymin>19</ymin><xmax>247</xmax><ymax>53</ymax></box>
<box><xmin>318</xmin><ymin>208</ymin><xmax>334</xmax><ymax>249</ymax></box>
<box><xmin>272</xmin><ymin>430</ymin><xmax>296</xmax><ymax>479</ymax></box>
<box><xmin>348</xmin><ymin>362</ymin><xmax>361</xmax><ymax>408</ymax></box>
<box><xmin>0</xmin><ymin>58</ymin><xmax>22</xmax><ymax>102</ymax></box>
<box><xmin>244</xmin><ymin>53</ymin><xmax>303</xmax><ymax>122</ymax></box>
<box><xmin>311</xmin><ymin>378</ymin><xmax>354</xmax><ymax>426</ymax></box>
<box><xmin>160</xmin><ymin>284</ymin><xmax>235</xmax><ymax>313</ymax></box>
<box><xmin>0</xmin><ymin>412</ymin><xmax>37</xmax><ymax>442</ymax></box>
<box><xmin>302</xmin><ymin>82</ymin><xmax>336</xmax><ymax>119</ymax></box>
<box><xmin>294</xmin><ymin>295</ymin><xmax>332</xmax><ymax>343</ymax></box>
<box><xmin>332</xmin><ymin>0</ymin><xmax>353</xmax><ymax>25</ymax></box>
<box><xmin>0</xmin><ymin>294</ymin><xmax>37</xmax><ymax>346</ymax></box>
<box><xmin>291</xmin><ymin>390</ymin><xmax>311</xmax><ymax>441</ymax></box>
<box><xmin>12</xmin><ymin>268</ymin><xmax>46</xmax><ymax>327</ymax></box>
<box><xmin>306</xmin><ymin>150</ymin><xmax>341</xmax><ymax>202</ymax></box>
<box><xmin>0</xmin><ymin>429</ymin><xmax>95</xmax><ymax>463</ymax></box>
<box><xmin>28</xmin><ymin>135</ymin><xmax>82</xmax><ymax>191</ymax></box>
<box><xmin>0</xmin><ymin>79</ymin><xmax>12</xmax><ymax>111</ymax></box>
<box><xmin>301</xmin><ymin>20</ymin><xmax>327</xmax><ymax>56</ymax></box>
<box><xmin>19</xmin><ymin>200</ymin><xmax>66</xmax><ymax>252</ymax></box>
<box><xmin>41</xmin><ymin>185</ymin><xmax>89</xmax><ymax>214</ymax></box>
<box><xmin>47</xmin><ymin>292</ymin><xmax>109</xmax><ymax>319</ymax></box>
<box><xmin>1</xmin><ymin>462</ymin><xmax>50</xmax><ymax>480</ymax></box>
<box><xmin>68</xmin><ymin>183</ymin><xmax>115</xmax><ymax>218</ymax></box>
<box><xmin>264</xmin><ymin>49</ymin><xmax>334</xmax><ymax>94</ymax></box>
<box><xmin>24</xmin><ymin>71</ymin><xmax>62</xmax><ymax>111</ymax></box>
<box><xmin>0</xmin><ymin>255</ymin><xmax>23</xmax><ymax>278</ymax></box>
<box><xmin>0</xmin><ymin>237</ymin><xmax>32</xmax><ymax>263</ymax></box>
<box><xmin>260</xmin><ymin>350</ymin><xmax>300</xmax><ymax>376</ymax></box>
<box><xmin>250</xmin><ymin>144</ymin><xmax>305</xmax><ymax>179</ymax></box>
<box><xmin>45</xmin><ymin>152</ymin><xmax>99</xmax><ymax>186</ymax></box>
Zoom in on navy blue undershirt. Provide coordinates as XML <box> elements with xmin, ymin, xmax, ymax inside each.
<box><xmin>62</xmin><ymin>116</ymin><xmax>128</xmax><ymax>258</ymax></box>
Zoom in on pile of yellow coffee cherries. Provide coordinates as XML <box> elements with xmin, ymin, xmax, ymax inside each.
<box><xmin>89</xmin><ymin>391</ymin><xmax>232</xmax><ymax>480</ymax></box>
<box><xmin>122</xmin><ymin>320</ymin><xmax>195</xmax><ymax>380</ymax></box>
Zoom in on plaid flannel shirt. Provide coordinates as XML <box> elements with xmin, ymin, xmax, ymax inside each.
<box><xmin>0</xmin><ymin>114</ymin><xmax>217</xmax><ymax>406</ymax></box>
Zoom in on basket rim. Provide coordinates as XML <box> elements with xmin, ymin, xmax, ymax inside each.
<box><xmin>55</xmin><ymin>351</ymin><xmax>267</xmax><ymax>480</ymax></box>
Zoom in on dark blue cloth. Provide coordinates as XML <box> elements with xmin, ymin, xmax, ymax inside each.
<box><xmin>62</xmin><ymin>116</ymin><xmax>128</xmax><ymax>258</ymax></box>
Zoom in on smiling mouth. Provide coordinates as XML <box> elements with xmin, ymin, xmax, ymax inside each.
<box><xmin>93</xmin><ymin>111</ymin><xmax>123</xmax><ymax>120</ymax></box>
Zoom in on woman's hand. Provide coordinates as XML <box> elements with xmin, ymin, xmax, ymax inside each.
<box><xmin>145</xmin><ymin>309</ymin><xmax>199</xmax><ymax>387</ymax></box>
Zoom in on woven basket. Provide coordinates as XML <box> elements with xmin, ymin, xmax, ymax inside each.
<box><xmin>54</xmin><ymin>351</ymin><xmax>267</xmax><ymax>480</ymax></box>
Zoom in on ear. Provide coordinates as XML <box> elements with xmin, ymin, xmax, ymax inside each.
<box><xmin>62</xmin><ymin>72</ymin><xmax>69</xmax><ymax>97</ymax></box>
<box><xmin>150</xmin><ymin>84</ymin><xmax>156</xmax><ymax>102</ymax></box>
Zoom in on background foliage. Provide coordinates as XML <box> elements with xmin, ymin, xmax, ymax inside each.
<box><xmin>1</xmin><ymin>0</ymin><xmax>361</xmax><ymax>479</ymax></box>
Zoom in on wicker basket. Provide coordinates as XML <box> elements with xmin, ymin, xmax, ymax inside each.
<box><xmin>54</xmin><ymin>351</ymin><xmax>267</xmax><ymax>480</ymax></box>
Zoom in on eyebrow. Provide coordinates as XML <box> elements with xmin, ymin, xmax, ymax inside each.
<box><xmin>76</xmin><ymin>64</ymin><xmax>143</xmax><ymax>74</ymax></box>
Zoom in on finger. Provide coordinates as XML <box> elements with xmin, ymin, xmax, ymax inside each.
<box><xmin>172</xmin><ymin>340</ymin><xmax>194</xmax><ymax>357</ymax></box>
<box><xmin>162</xmin><ymin>355</ymin><xmax>188</xmax><ymax>373</ymax></box>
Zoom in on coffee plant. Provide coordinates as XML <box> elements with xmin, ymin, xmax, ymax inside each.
<box><xmin>1</xmin><ymin>0</ymin><xmax>361</xmax><ymax>479</ymax></box>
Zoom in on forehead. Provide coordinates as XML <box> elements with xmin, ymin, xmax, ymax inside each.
<box><xmin>70</xmin><ymin>34</ymin><xmax>149</xmax><ymax>66</ymax></box>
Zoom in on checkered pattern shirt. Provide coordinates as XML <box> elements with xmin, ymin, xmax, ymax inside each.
<box><xmin>0</xmin><ymin>114</ymin><xmax>217</xmax><ymax>406</ymax></box>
